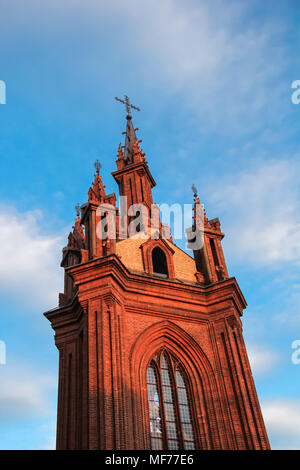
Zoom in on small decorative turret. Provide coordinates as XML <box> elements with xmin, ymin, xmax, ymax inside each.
<box><xmin>132</xmin><ymin>139</ymin><xmax>145</xmax><ymax>163</ymax></box>
<box><xmin>88</xmin><ymin>160</ymin><xmax>106</xmax><ymax>203</ymax></box>
<box><xmin>116</xmin><ymin>143</ymin><xmax>125</xmax><ymax>170</ymax></box>
<box><xmin>72</xmin><ymin>203</ymin><xmax>85</xmax><ymax>248</ymax></box>
<box><xmin>187</xmin><ymin>186</ymin><xmax>229</xmax><ymax>284</ymax></box>
<box><xmin>59</xmin><ymin>205</ymin><xmax>86</xmax><ymax>306</ymax></box>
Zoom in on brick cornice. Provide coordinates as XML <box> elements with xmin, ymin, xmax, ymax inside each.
<box><xmin>112</xmin><ymin>161</ymin><xmax>156</xmax><ymax>188</ymax></box>
<box><xmin>65</xmin><ymin>254</ymin><xmax>246</xmax><ymax>316</ymax></box>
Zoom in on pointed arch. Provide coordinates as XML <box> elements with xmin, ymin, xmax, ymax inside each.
<box><xmin>146</xmin><ymin>349</ymin><xmax>197</xmax><ymax>449</ymax></box>
<box><xmin>129</xmin><ymin>320</ymin><xmax>224</xmax><ymax>450</ymax></box>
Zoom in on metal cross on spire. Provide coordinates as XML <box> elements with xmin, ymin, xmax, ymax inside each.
<box><xmin>94</xmin><ymin>159</ymin><xmax>101</xmax><ymax>174</ymax></box>
<box><xmin>115</xmin><ymin>95</ymin><xmax>140</xmax><ymax>116</ymax></box>
<box><xmin>75</xmin><ymin>203</ymin><xmax>81</xmax><ymax>217</ymax></box>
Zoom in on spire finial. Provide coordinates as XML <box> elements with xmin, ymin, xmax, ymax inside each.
<box><xmin>115</xmin><ymin>95</ymin><xmax>141</xmax><ymax>164</ymax></box>
<box><xmin>115</xmin><ymin>95</ymin><xmax>140</xmax><ymax>117</ymax></box>
<box><xmin>94</xmin><ymin>159</ymin><xmax>101</xmax><ymax>175</ymax></box>
<box><xmin>191</xmin><ymin>184</ymin><xmax>198</xmax><ymax>199</ymax></box>
<box><xmin>75</xmin><ymin>203</ymin><xmax>81</xmax><ymax>217</ymax></box>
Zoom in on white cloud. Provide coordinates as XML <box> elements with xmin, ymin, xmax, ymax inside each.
<box><xmin>261</xmin><ymin>399</ymin><xmax>300</xmax><ymax>449</ymax></box>
<box><xmin>275</xmin><ymin>311</ymin><xmax>300</xmax><ymax>329</ymax></box>
<box><xmin>211</xmin><ymin>158</ymin><xmax>300</xmax><ymax>267</ymax></box>
<box><xmin>0</xmin><ymin>363</ymin><xmax>57</xmax><ymax>421</ymax></box>
<box><xmin>0</xmin><ymin>204</ymin><xmax>64</xmax><ymax>310</ymax></box>
<box><xmin>247</xmin><ymin>344</ymin><xmax>281</xmax><ymax>376</ymax></box>
<box><xmin>106</xmin><ymin>0</ymin><xmax>288</xmax><ymax>132</ymax></box>
<box><xmin>273</xmin><ymin>285</ymin><xmax>300</xmax><ymax>328</ymax></box>
<box><xmin>0</xmin><ymin>0</ymin><xmax>288</xmax><ymax>133</ymax></box>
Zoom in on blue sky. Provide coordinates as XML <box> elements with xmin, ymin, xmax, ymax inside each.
<box><xmin>0</xmin><ymin>0</ymin><xmax>300</xmax><ymax>450</ymax></box>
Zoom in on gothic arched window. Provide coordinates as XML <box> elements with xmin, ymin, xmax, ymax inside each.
<box><xmin>146</xmin><ymin>351</ymin><xmax>196</xmax><ymax>450</ymax></box>
<box><xmin>152</xmin><ymin>247</ymin><xmax>168</xmax><ymax>276</ymax></box>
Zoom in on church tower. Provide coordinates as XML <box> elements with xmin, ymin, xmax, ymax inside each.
<box><xmin>44</xmin><ymin>97</ymin><xmax>270</xmax><ymax>450</ymax></box>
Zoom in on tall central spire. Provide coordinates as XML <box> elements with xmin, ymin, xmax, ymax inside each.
<box><xmin>112</xmin><ymin>95</ymin><xmax>156</xmax><ymax>216</ymax></box>
<box><xmin>115</xmin><ymin>95</ymin><xmax>141</xmax><ymax>164</ymax></box>
<box><xmin>123</xmin><ymin>115</ymin><xmax>138</xmax><ymax>164</ymax></box>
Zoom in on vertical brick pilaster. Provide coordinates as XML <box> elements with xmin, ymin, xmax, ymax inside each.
<box><xmin>233</xmin><ymin>328</ymin><xmax>270</xmax><ymax>449</ymax></box>
<box><xmin>87</xmin><ymin>299</ymin><xmax>100</xmax><ymax>449</ymax></box>
<box><xmin>56</xmin><ymin>346</ymin><xmax>64</xmax><ymax>450</ymax></box>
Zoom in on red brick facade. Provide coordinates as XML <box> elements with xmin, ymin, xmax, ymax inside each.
<box><xmin>45</xmin><ymin>113</ymin><xmax>270</xmax><ymax>450</ymax></box>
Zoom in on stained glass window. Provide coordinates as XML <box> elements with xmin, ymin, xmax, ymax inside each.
<box><xmin>146</xmin><ymin>351</ymin><xmax>196</xmax><ymax>450</ymax></box>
